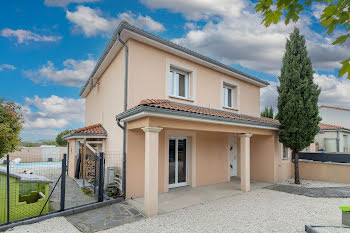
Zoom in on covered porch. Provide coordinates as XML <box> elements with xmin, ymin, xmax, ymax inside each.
<box><xmin>129</xmin><ymin>177</ymin><xmax>270</xmax><ymax>215</ymax></box>
<box><xmin>116</xmin><ymin>99</ymin><xmax>285</xmax><ymax>217</ymax></box>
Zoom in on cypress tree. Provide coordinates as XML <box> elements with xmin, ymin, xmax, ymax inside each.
<box><xmin>261</xmin><ymin>107</ymin><xmax>269</xmax><ymax>118</ymax></box>
<box><xmin>268</xmin><ymin>107</ymin><xmax>274</xmax><ymax>119</ymax></box>
<box><xmin>276</xmin><ymin>28</ymin><xmax>321</xmax><ymax>184</ymax></box>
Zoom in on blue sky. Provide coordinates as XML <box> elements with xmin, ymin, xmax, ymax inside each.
<box><xmin>1</xmin><ymin>0</ymin><xmax>349</xmax><ymax>142</ymax></box>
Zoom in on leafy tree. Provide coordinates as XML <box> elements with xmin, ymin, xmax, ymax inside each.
<box><xmin>25</xmin><ymin>143</ymin><xmax>35</xmax><ymax>147</ymax></box>
<box><xmin>268</xmin><ymin>107</ymin><xmax>274</xmax><ymax>119</ymax></box>
<box><xmin>0</xmin><ymin>100</ymin><xmax>24</xmax><ymax>158</ymax></box>
<box><xmin>56</xmin><ymin>129</ymin><xmax>72</xmax><ymax>146</ymax></box>
<box><xmin>42</xmin><ymin>141</ymin><xmax>57</xmax><ymax>146</ymax></box>
<box><xmin>256</xmin><ymin>0</ymin><xmax>350</xmax><ymax>77</ymax></box>
<box><xmin>261</xmin><ymin>106</ymin><xmax>274</xmax><ymax>119</ymax></box>
<box><xmin>261</xmin><ymin>107</ymin><xmax>269</xmax><ymax>118</ymax></box>
<box><xmin>276</xmin><ymin>28</ymin><xmax>321</xmax><ymax>184</ymax></box>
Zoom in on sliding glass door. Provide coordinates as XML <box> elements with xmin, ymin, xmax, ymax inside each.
<box><xmin>169</xmin><ymin>137</ymin><xmax>188</xmax><ymax>188</ymax></box>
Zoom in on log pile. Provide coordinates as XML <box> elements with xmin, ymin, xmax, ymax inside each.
<box><xmin>85</xmin><ymin>154</ymin><xmax>96</xmax><ymax>184</ymax></box>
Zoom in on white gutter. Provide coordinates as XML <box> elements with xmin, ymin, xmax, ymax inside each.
<box><xmin>120</xmin><ymin>111</ymin><xmax>280</xmax><ymax>131</ymax></box>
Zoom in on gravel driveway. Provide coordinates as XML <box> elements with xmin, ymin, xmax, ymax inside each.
<box><xmin>7</xmin><ymin>189</ymin><xmax>350</xmax><ymax>233</ymax></box>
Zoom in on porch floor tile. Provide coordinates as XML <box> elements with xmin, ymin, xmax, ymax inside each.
<box><xmin>129</xmin><ymin>178</ymin><xmax>270</xmax><ymax>215</ymax></box>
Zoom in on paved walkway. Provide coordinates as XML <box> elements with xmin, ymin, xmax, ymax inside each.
<box><xmin>266</xmin><ymin>184</ymin><xmax>350</xmax><ymax>198</ymax></box>
<box><xmin>50</xmin><ymin>177</ymin><xmax>96</xmax><ymax>210</ymax></box>
<box><xmin>66</xmin><ymin>201</ymin><xmax>143</xmax><ymax>232</ymax></box>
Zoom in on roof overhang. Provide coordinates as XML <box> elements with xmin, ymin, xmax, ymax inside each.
<box><xmin>116</xmin><ymin>105</ymin><xmax>280</xmax><ymax>131</ymax></box>
<box><xmin>80</xmin><ymin>22</ymin><xmax>269</xmax><ymax>98</ymax></box>
<box><xmin>63</xmin><ymin>133</ymin><xmax>107</xmax><ymax>140</ymax></box>
<box><xmin>321</xmin><ymin>128</ymin><xmax>350</xmax><ymax>133</ymax></box>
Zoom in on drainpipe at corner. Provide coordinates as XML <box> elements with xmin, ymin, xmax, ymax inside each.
<box><xmin>116</xmin><ymin>33</ymin><xmax>128</xmax><ymax>199</ymax></box>
<box><xmin>336</xmin><ymin>130</ymin><xmax>340</xmax><ymax>152</ymax></box>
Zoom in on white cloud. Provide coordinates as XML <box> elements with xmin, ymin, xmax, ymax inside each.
<box><xmin>22</xmin><ymin>95</ymin><xmax>85</xmax><ymax>130</ymax></box>
<box><xmin>24</xmin><ymin>58</ymin><xmax>96</xmax><ymax>87</ymax></box>
<box><xmin>148</xmin><ymin>0</ymin><xmax>349</xmax><ymax>75</ymax></box>
<box><xmin>66</xmin><ymin>6</ymin><xmax>165</xmax><ymax>37</ymax></box>
<box><xmin>141</xmin><ymin>0</ymin><xmax>245</xmax><ymax>20</ymax></box>
<box><xmin>0</xmin><ymin>64</ymin><xmax>16</xmax><ymax>71</ymax></box>
<box><xmin>260</xmin><ymin>74</ymin><xmax>350</xmax><ymax>113</ymax></box>
<box><xmin>1</xmin><ymin>28</ymin><xmax>61</xmax><ymax>44</ymax></box>
<box><xmin>44</xmin><ymin>0</ymin><xmax>100</xmax><ymax>7</ymax></box>
<box><xmin>312</xmin><ymin>3</ymin><xmax>326</xmax><ymax>20</ymax></box>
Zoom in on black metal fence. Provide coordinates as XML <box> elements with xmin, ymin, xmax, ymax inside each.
<box><xmin>299</xmin><ymin>152</ymin><xmax>350</xmax><ymax>163</ymax></box>
<box><xmin>0</xmin><ymin>152</ymin><xmax>106</xmax><ymax>226</ymax></box>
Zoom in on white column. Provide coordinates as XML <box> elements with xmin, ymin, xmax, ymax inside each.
<box><xmin>142</xmin><ymin>127</ymin><xmax>163</xmax><ymax>217</ymax></box>
<box><xmin>239</xmin><ymin>133</ymin><xmax>252</xmax><ymax>192</ymax></box>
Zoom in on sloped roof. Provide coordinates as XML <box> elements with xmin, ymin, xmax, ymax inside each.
<box><xmin>319</xmin><ymin>122</ymin><xmax>346</xmax><ymax>130</ymax></box>
<box><xmin>319</xmin><ymin>105</ymin><xmax>350</xmax><ymax>112</ymax></box>
<box><xmin>0</xmin><ymin>167</ymin><xmax>52</xmax><ymax>183</ymax></box>
<box><xmin>72</xmin><ymin>124</ymin><xmax>106</xmax><ymax>134</ymax></box>
<box><xmin>116</xmin><ymin>99</ymin><xmax>280</xmax><ymax>128</ymax></box>
<box><xmin>80</xmin><ymin>21</ymin><xmax>269</xmax><ymax>97</ymax></box>
<box><xmin>63</xmin><ymin>124</ymin><xmax>107</xmax><ymax>139</ymax></box>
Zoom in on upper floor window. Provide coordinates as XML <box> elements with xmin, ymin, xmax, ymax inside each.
<box><xmin>169</xmin><ymin>67</ymin><xmax>190</xmax><ymax>99</ymax></box>
<box><xmin>223</xmin><ymin>84</ymin><xmax>235</xmax><ymax>109</ymax></box>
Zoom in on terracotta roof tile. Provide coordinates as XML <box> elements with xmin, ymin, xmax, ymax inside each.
<box><xmin>138</xmin><ymin>99</ymin><xmax>280</xmax><ymax>126</ymax></box>
<box><xmin>319</xmin><ymin>123</ymin><xmax>345</xmax><ymax>130</ymax></box>
<box><xmin>72</xmin><ymin>123</ymin><xmax>106</xmax><ymax>134</ymax></box>
<box><xmin>319</xmin><ymin>105</ymin><xmax>350</xmax><ymax>112</ymax></box>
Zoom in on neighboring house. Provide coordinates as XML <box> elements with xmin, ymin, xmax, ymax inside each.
<box><xmin>319</xmin><ymin>106</ymin><xmax>350</xmax><ymax>129</ymax></box>
<box><xmin>64</xmin><ymin>21</ymin><xmax>291</xmax><ymax>217</ymax></box>
<box><xmin>7</xmin><ymin>146</ymin><xmax>67</xmax><ymax>163</ymax></box>
<box><xmin>314</xmin><ymin>123</ymin><xmax>350</xmax><ymax>152</ymax></box>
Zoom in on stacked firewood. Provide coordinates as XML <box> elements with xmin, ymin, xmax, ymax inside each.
<box><xmin>85</xmin><ymin>155</ymin><xmax>96</xmax><ymax>183</ymax></box>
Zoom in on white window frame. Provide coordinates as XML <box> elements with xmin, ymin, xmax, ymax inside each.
<box><xmin>282</xmin><ymin>145</ymin><xmax>289</xmax><ymax>160</ymax></box>
<box><xmin>222</xmin><ymin>83</ymin><xmax>235</xmax><ymax>109</ymax></box>
<box><xmin>169</xmin><ymin>67</ymin><xmax>190</xmax><ymax>100</ymax></box>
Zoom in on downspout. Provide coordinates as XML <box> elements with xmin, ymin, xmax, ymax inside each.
<box><xmin>336</xmin><ymin>130</ymin><xmax>340</xmax><ymax>152</ymax></box>
<box><xmin>116</xmin><ymin>33</ymin><xmax>128</xmax><ymax>199</ymax></box>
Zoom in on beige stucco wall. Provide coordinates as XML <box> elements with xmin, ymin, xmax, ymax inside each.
<box><xmin>8</xmin><ymin>147</ymin><xmax>67</xmax><ymax>163</ymax></box>
<box><xmin>125</xmin><ymin>125</ymin><xmax>290</xmax><ymax>198</ymax></box>
<box><xmin>250</xmin><ymin>135</ymin><xmax>275</xmax><ymax>183</ymax></box>
<box><xmin>126</xmin><ymin>129</ymin><xmax>230</xmax><ymax>199</ymax></box>
<box><xmin>128</xmin><ymin>39</ymin><xmax>261</xmax><ymax>116</ymax></box>
<box><xmin>84</xmin><ymin>45</ymin><xmax>127</xmax><ymax>167</ymax></box>
<box><xmin>295</xmin><ymin>160</ymin><xmax>350</xmax><ymax>183</ymax></box>
<box><xmin>196</xmin><ymin>131</ymin><xmax>229</xmax><ymax>186</ymax></box>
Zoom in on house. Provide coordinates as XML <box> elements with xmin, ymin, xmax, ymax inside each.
<box><xmin>0</xmin><ymin>167</ymin><xmax>51</xmax><ymax>224</ymax></box>
<box><xmin>319</xmin><ymin>106</ymin><xmax>350</xmax><ymax>129</ymax></box>
<box><xmin>64</xmin><ymin>21</ymin><xmax>291</xmax><ymax>217</ymax></box>
<box><xmin>314</xmin><ymin>123</ymin><xmax>350</xmax><ymax>152</ymax></box>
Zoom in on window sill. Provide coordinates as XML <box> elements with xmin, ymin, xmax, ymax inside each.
<box><xmin>281</xmin><ymin>158</ymin><xmax>290</xmax><ymax>162</ymax></box>
<box><xmin>169</xmin><ymin>95</ymin><xmax>194</xmax><ymax>102</ymax></box>
<box><xmin>222</xmin><ymin>106</ymin><xmax>239</xmax><ymax>111</ymax></box>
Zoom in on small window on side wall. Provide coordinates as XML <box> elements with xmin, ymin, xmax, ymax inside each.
<box><xmin>169</xmin><ymin>67</ymin><xmax>190</xmax><ymax>99</ymax></box>
<box><xmin>282</xmin><ymin>146</ymin><xmax>289</xmax><ymax>160</ymax></box>
<box><xmin>223</xmin><ymin>84</ymin><xmax>235</xmax><ymax>109</ymax></box>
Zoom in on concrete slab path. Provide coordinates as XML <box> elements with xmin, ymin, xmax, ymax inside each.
<box><xmin>66</xmin><ymin>201</ymin><xmax>143</xmax><ymax>233</ymax></box>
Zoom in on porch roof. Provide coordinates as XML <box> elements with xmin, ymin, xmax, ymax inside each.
<box><xmin>319</xmin><ymin>122</ymin><xmax>350</xmax><ymax>132</ymax></box>
<box><xmin>62</xmin><ymin>123</ymin><xmax>107</xmax><ymax>140</ymax></box>
<box><xmin>116</xmin><ymin>99</ymin><xmax>281</xmax><ymax>129</ymax></box>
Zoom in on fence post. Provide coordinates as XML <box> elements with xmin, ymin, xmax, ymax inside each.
<box><xmin>98</xmin><ymin>152</ymin><xmax>104</xmax><ymax>202</ymax></box>
<box><xmin>60</xmin><ymin>154</ymin><xmax>67</xmax><ymax>211</ymax></box>
<box><xmin>6</xmin><ymin>154</ymin><xmax>10</xmax><ymax>224</ymax></box>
